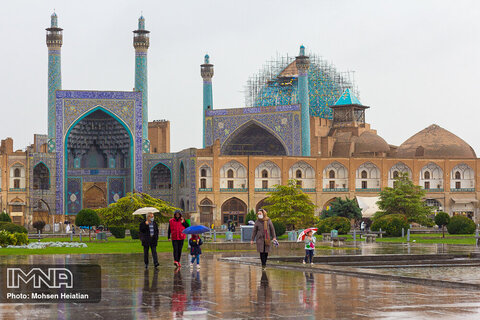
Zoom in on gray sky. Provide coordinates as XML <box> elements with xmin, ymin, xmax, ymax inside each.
<box><xmin>1</xmin><ymin>0</ymin><xmax>479</xmax><ymax>155</ymax></box>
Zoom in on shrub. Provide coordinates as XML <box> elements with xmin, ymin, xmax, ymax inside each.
<box><xmin>317</xmin><ymin>216</ymin><xmax>351</xmax><ymax>235</ymax></box>
<box><xmin>371</xmin><ymin>214</ymin><xmax>409</xmax><ymax>237</ymax></box>
<box><xmin>129</xmin><ymin>227</ymin><xmax>139</xmax><ymax>239</ymax></box>
<box><xmin>272</xmin><ymin>221</ymin><xmax>286</xmax><ymax>237</ymax></box>
<box><xmin>0</xmin><ymin>230</ymin><xmax>17</xmax><ymax>247</ymax></box>
<box><xmin>447</xmin><ymin>215</ymin><xmax>476</xmax><ymax>235</ymax></box>
<box><xmin>0</xmin><ymin>222</ymin><xmax>27</xmax><ymax>234</ymax></box>
<box><xmin>14</xmin><ymin>232</ymin><xmax>28</xmax><ymax>245</ymax></box>
<box><xmin>33</xmin><ymin>221</ymin><xmax>46</xmax><ymax>233</ymax></box>
<box><xmin>0</xmin><ymin>212</ymin><xmax>11</xmax><ymax>222</ymax></box>
<box><xmin>76</xmin><ymin>209</ymin><xmax>101</xmax><ymax>241</ymax></box>
<box><xmin>109</xmin><ymin>226</ymin><xmax>126</xmax><ymax>238</ymax></box>
<box><xmin>245</xmin><ymin>209</ymin><xmax>257</xmax><ymax>225</ymax></box>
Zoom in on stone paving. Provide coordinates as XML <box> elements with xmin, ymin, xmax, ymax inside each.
<box><xmin>0</xmin><ymin>243</ymin><xmax>480</xmax><ymax>319</ymax></box>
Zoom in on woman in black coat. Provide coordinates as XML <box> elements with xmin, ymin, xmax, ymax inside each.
<box><xmin>139</xmin><ymin>212</ymin><xmax>159</xmax><ymax>269</ymax></box>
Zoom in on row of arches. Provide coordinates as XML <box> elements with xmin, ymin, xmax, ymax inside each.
<box><xmin>199</xmin><ymin>160</ymin><xmax>476</xmax><ymax>191</ymax></box>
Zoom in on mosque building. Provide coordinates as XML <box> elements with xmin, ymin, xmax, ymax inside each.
<box><xmin>0</xmin><ymin>13</ymin><xmax>478</xmax><ymax>229</ymax></box>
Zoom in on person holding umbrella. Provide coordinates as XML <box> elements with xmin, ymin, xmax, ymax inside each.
<box><xmin>251</xmin><ymin>209</ymin><xmax>277</xmax><ymax>270</ymax></box>
<box><xmin>139</xmin><ymin>212</ymin><xmax>159</xmax><ymax>269</ymax></box>
<box><xmin>168</xmin><ymin>210</ymin><xmax>189</xmax><ymax>268</ymax></box>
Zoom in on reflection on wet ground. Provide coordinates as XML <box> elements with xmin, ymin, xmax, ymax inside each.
<box><xmin>0</xmin><ymin>243</ymin><xmax>480</xmax><ymax>319</ymax></box>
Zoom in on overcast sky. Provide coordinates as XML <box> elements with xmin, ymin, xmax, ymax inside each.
<box><xmin>1</xmin><ymin>0</ymin><xmax>479</xmax><ymax>155</ymax></box>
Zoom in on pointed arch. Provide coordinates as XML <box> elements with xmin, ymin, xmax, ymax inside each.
<box><xmin>289</xmin><ymin>161</ymin><xmax>315</xmax><ymax>189</ymax></box>
<box><xmin>33</xmin><ymin>162</ymin><xmax>50</xmax><ymax>190</ymax></box>
<box><xmin>388</xmin><ymin>162</ymin><xmax>412</xmax><ymax>188</ymax></box>
<box><xmin>323</xmin><ymin>162</ymin><xmax>348</xmax><ymax>191</ymax></box>
<box><xmin>451</xmin><ymin>163</ymin><xmax>475</xmax><ymax>190</ymax></box>
<box><xmin>149</xmin><ymin>162</ymin><xmax>172</xmax><ymax>189</ymax></box>
<box><xmin>221</xmin><ymin>197</ymin><xmax>247</xmax><ymax>226</ymax></box>
<box><xmin>221</xmin><ymin>120</ymin><xmax>288</xmax><ymax>156</ymax></box>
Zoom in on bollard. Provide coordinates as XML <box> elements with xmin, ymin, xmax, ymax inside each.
<box><xmin>353</xmin><ymin>229</ymin><xmax>356</xmax><ymax>242</ymax></box>
<box><xmin>407</xmin><ymin>229</ymin><xmax>410</xmax><ymax>242</ymax></box>
<box><xmin>402</xmin><ymin>228</ymin><xmax>405</xmax><ymax>238</ymax></box>
<box><xmin>70</xmin><ymin>232</ymin><xmax>73</xmax><ymax>242</ymax></box>
<box><xmin>79</xmin><ymin>233</ymin><xmax>82</xmax><ymax>242</ymax></box>
<box><xmin>38</xmin><ymin>230</ymin><xmax>41</xmax><ymax>243</ymax></box>
<box><xmin>213</xmin><ymin>229</ymin><xmax>216</xmax><ymax>242</ymax></box>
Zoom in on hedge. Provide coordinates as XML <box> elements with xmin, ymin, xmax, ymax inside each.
<box><xmin>371</xmin><ymin>214</ymin><xmax>409</xmax><ymax>237</ymax></box>
<box><xmin>272</xmin><ymin>221</ymin><xmax>286</xmax><ymax>237</ymax></box>
<box><xmin>447</xmin><ymin>215</ymin><xmax>476</xmax><ymax>235</ymax></box>
<box><xmin>129</xmin><ymin>228</ymin><xmax>139</xmax><ymax>239</ymax></box>
<box><xmin>109</xmin><ymin>226</ymin><xmax>126</xmax><ymax>238</ymax></box>
<box><xmin>0</xmin><ymin>222</ymin><xmax>27</xmax><ymax>234</ymax></box>
<box><xmin>0</xmin><ymin>230</ymin><xmax>29</xmax><ymax>247</ymax></box>
<box><xmin>317</xmin><ymin>216</ymin><xmax>350</xmax><ymax>235</ymax></box>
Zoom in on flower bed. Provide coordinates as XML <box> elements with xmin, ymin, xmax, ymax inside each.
<box><xmin>6</xmin><ymin>242</ymin><xmax>88</xmax><ymax>249</ymax></box>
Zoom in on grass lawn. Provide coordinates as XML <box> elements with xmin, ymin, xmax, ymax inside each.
<box><xmin>0</xmin><ymin>236</ymin><xmax>185</xmax><ymax>256</ymax></box>
<box><xmin>377</xmin><ymin>233</ymin><xmax>478</xmax><ymax>245</ymax></box>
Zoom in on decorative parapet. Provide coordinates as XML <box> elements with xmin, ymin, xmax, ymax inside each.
<box><xmin>198</xmin><ymin>188</ymin><xmax>213</xmax><ymax>192</ymax></box>
<box><xmin>220</xmin><ymin>188</ymin><xmax>248</xmax><ymax>192</ymax></box>
<box><xmin>355</xmin><ymin>188</ymin><xmax>381</xmax><ymax>192</ymax></box>
<box><xmin>423</xmin><ymin>188</ymin><xmax>444</xmax><ymax>192</ymax></box>
<box><xmin>451</xmin><ymin>188</ymin><xmax>475</xmax><ymax>192</ymax></box>
<box><xmin>323</xmin><ymin>188</ymin><xmax>348</xmax><ymax>192</ymax></box>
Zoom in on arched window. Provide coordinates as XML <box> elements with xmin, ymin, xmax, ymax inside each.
<box><xmin>261</xmin><ymin>169</ymin><xmax>268</xmax><ymax>178</ymax></box>
<box><xmin>455</xmin><ymin>171</ymin><xmax>461</xmax><ymax>180</ymax></box>
<box><xmin>227</xmin><ymin>169</ymin><xmax>234</xmax><ymax>178</ymax></box>
<box><xmin>329</xmin><ymin>170</ymin><xmax>335</xmax><ymax>179</ymax></box>
<box><xmin>424</xmin><ymin>171</ymin><xmax>430</xmax><ymax>180</ymax></box>
<box><xmin>201</xmin><ymin>169</ymin><xmax>207</xmax><ymax>177</ymax></box>
<box><xmin>200</xmin><ymin>178</ymin><xmax>207</xmax><ymax>189</ymax></box>
<box><xmin>33</xmin><ymin>163</ymin><xmax>50</xmax><ymax>190</ymax></box>
<box><xmin>222</xmin><ymin>198</ymin><xmax>247</xmax><ymax>226</ymax></box>
<box><xmin>361</xmin><ymin>170</ymin><xmax>368</xmax><ymax>179</ymax></box>
<box><xmin>14</xmin><ymin>168</ymin><xmax>20</xmax><ymax>178</ymax></box>
<box><xmin>180</xmin><ymin>162</ymin><xmax>186</xmax><ymax>188</ymax></box>
<box><xmin>393</xmin><ymin>171</ymin><xmax>399</xmax><ymax>179</ymax></box>
<box><xmin>296</xmin><ymin>169</ymin><xmax>302</xmax><ymax>179</ymax></box>
<box><xmin>150</xmin><ymin>163</ymin><xmax>172</xmax><ymax>190</ymax></box>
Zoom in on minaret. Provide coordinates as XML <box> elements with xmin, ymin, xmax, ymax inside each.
<box><xmin>296</xmin><ymin>45</ymin><xmax>311</xmax><ymax>156</ymax></box>
<box><xmin>46</xmin><ymin>12</ymin><xmax>63</xmax><ymax>152</ymax></box>
<box><xmin>133</xmin><ymin>15</ymin><xmax>150</xmax><ymax>144</ymax></box>
<box><xmin>201</xmin><ymin>54</ymin><xmax>214</xmax><ymax>148</ymax></box>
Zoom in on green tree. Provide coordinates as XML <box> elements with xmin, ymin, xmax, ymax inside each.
<box><xmin>263</xmin><ymin>179</ymin><xmax>316</xmax><ymax>230</ymax></box>
<box><xmin>245</xmin><ymin>209</ymin><xmax>257</xmax><ymax>225</ymax></box>
<box><xmin>374</xmin><ymin>172</ymin><xmax>433</xmax><ymax>226</ymax></box>
<box><xmin>434</xmin><ymin>212</ymin><xmax>450</xmax><ymax>238</ymax></box>
<box><xmin>76</xmin><ymin>209</ymin><xmax>100</xmax><ymax>241</ymax></box>
<box><xmin>321</xmin><ymin>197</ymin><xmax>362</xmax><ymax>221</ymax></box>
<box><xmin>0</xmin><ymin>211</ymin><xmax>11</xmax><ymax>223</ymax></box>
<box><xmin>96</xmin><ymin>192</ymin><xmax>178</xmax><ymax>227</ymax></box>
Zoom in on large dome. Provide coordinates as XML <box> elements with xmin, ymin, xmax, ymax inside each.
<box><xmin>245</xmin><ymin>54</ymin><xmax>356</xmax><ymax>119</ymax></box>
<box><xmin>354</xmin><ymin>131</ymin><xmax>390</xmax><ymax>155</ymax></box>
<box><xmin>397</xmin><ymin>124</ymin><xmax>476</xmax><ymax>159</ymax></box>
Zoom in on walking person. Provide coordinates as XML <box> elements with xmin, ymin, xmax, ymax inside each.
<box><xmin>139</xmin><ymin>212</ymin><xmax>159</xmax><ymax>269</ymax></box>
<box><xmin>251</xmin><ymin>209</ymin><xmax>277</xmax><ymax>270</ymax></box>
<box><xmin>189</xmin><ymin>234</ymin><xmax>203</xmax><ymax>269</ymax></box>
<box><xmin>303</xmin><ymin>230</ymin><xmax>315</xmax><ymax>265</ymax></box>
<box><xmin>168</xmin><ymin>210</ymin><xmax>189</xmax><ymax>268</ymax></box>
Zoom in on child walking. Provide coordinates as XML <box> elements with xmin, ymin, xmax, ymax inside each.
<box><xmin>303</xmin><ymin>230</ymin><xmax>315</xmax><ymax>265</ymax></box>
<box><xmin>189</xmin><ymin>234</ymin><xmax>203</xmax><ymax>269</ymax></box>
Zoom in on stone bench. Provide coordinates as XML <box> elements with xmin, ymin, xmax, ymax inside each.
<box><xmin>364</xmin><ymin>234</ymin><xmax>378</xmax><ymax>242</ymax></box>
<box><xmin>331</xmin><ymin>237</ymin><xmax>347</xmax><ymax>247</ymax></box>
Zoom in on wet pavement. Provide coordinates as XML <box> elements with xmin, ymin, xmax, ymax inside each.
<box><xmin>1</xmin><ymin>243</ymin><xmax>480</xmax><ymax>319</ymax></box>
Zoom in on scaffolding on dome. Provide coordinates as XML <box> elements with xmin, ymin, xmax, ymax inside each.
<box><xmin>244</xmin><ymin>53</ymin><xmax>359</xmax><ymax>119</ymax></box>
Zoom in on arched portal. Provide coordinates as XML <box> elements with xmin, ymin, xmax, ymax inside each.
<box><xmin>66</xmin><ymin>108</ymin><xmax>133</xmax><ymax>212</ymax></box>
<box><xmin>256</xmin><ymin>198</ymin><xmax>270</xmax><ymax>212</ymax></box>
<box><xmin>221</xmin><ymin>197</ymin><xmax>247</xmax><ymax>226</ymax></box>
<box><xmin>150</xmin><ymin>163</ymin><xmax>172</xmax><ymax>189</ymax></box>
<box><xmin>199</xmin><ymin>198</ymin><xmax>213</xmax><ymax>226</ymax></box>
<box><xmin>33</xmin><ymin>163</ymin><xmax>50</xmax><ymax>190</ymax></box>
<box><xmin>221</xmin><ymin>122</ymin><xmax>287</xmax><ymax>156</ymax></box>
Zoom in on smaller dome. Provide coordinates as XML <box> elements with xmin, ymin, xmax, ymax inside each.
<box><xmin>397</xmin><ymin>124</ymin><xmax>476</xmax><ymax>159</ymax></box>
<box><xmin>354</xmin><ymin>131</ymin><xmax>390</xmax><ymax>154</ymax></box>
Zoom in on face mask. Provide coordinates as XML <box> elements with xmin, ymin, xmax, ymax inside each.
<box><xmin>150</xmin><ymin>217</ymin><xmax>154</xmax><ymax>222</ymax></box>
<box><xmin>258</xmin><ymin>214</ymin><xmax>263</xmax><ymax>219</ymax></box>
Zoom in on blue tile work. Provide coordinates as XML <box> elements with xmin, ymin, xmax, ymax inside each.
<box><xmin>135</xmin><ymin>52</ymin><xmax>148</xmax><ymax>140</ymax></box>
<box><xmin>29</xmin><ymin>153</ymin><xmax>56</xmax><ymax>214</ymax></box>
<box><xmin>48</xmin><ymin>50</ymin><xmax>61</xmax><ymax>150</ymax></box>
<box><xmin>189</xmin><ymin>157</ymin><xmax>197</xmax><ymax>212</ymax></box>
<box><xmin>143</xmin><ymin>154</ymin><xmax>175</xmax><ymax>204</ymax></box>
<box><xmin>204</xmin><ymin>104</ymin><xmax>302</xmax><ymax>156</ymax></box>
<box><xmin>108</xmin><ymin>177</ymin><xmax>125</xmax><ymax>204</ymax></box>
<box><xmin>55</xmin><ymin>90</ymin><xmax>143</xmax><ymax>215</ymax></box>
<box><xmin>67</xmin><ymin>178</ymin><xmax>81</xmax><ymax>214</ymax></box>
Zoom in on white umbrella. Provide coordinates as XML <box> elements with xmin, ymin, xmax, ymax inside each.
<box><xmin>132</xmin><ymin>207</ymin><xmax>159</xmax><ymax>215</ymax></box>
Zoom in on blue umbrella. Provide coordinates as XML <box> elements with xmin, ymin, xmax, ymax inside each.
<box><xmin>183</xmin><ymin>225</ymin><xmax>210</xmax><ymax>234</ymax></box>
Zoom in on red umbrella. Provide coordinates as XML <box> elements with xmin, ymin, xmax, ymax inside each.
<box><xmin>297</xmin><ymin>228</ymin><xmax>318</xmax><ymax>242</ymax></box>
